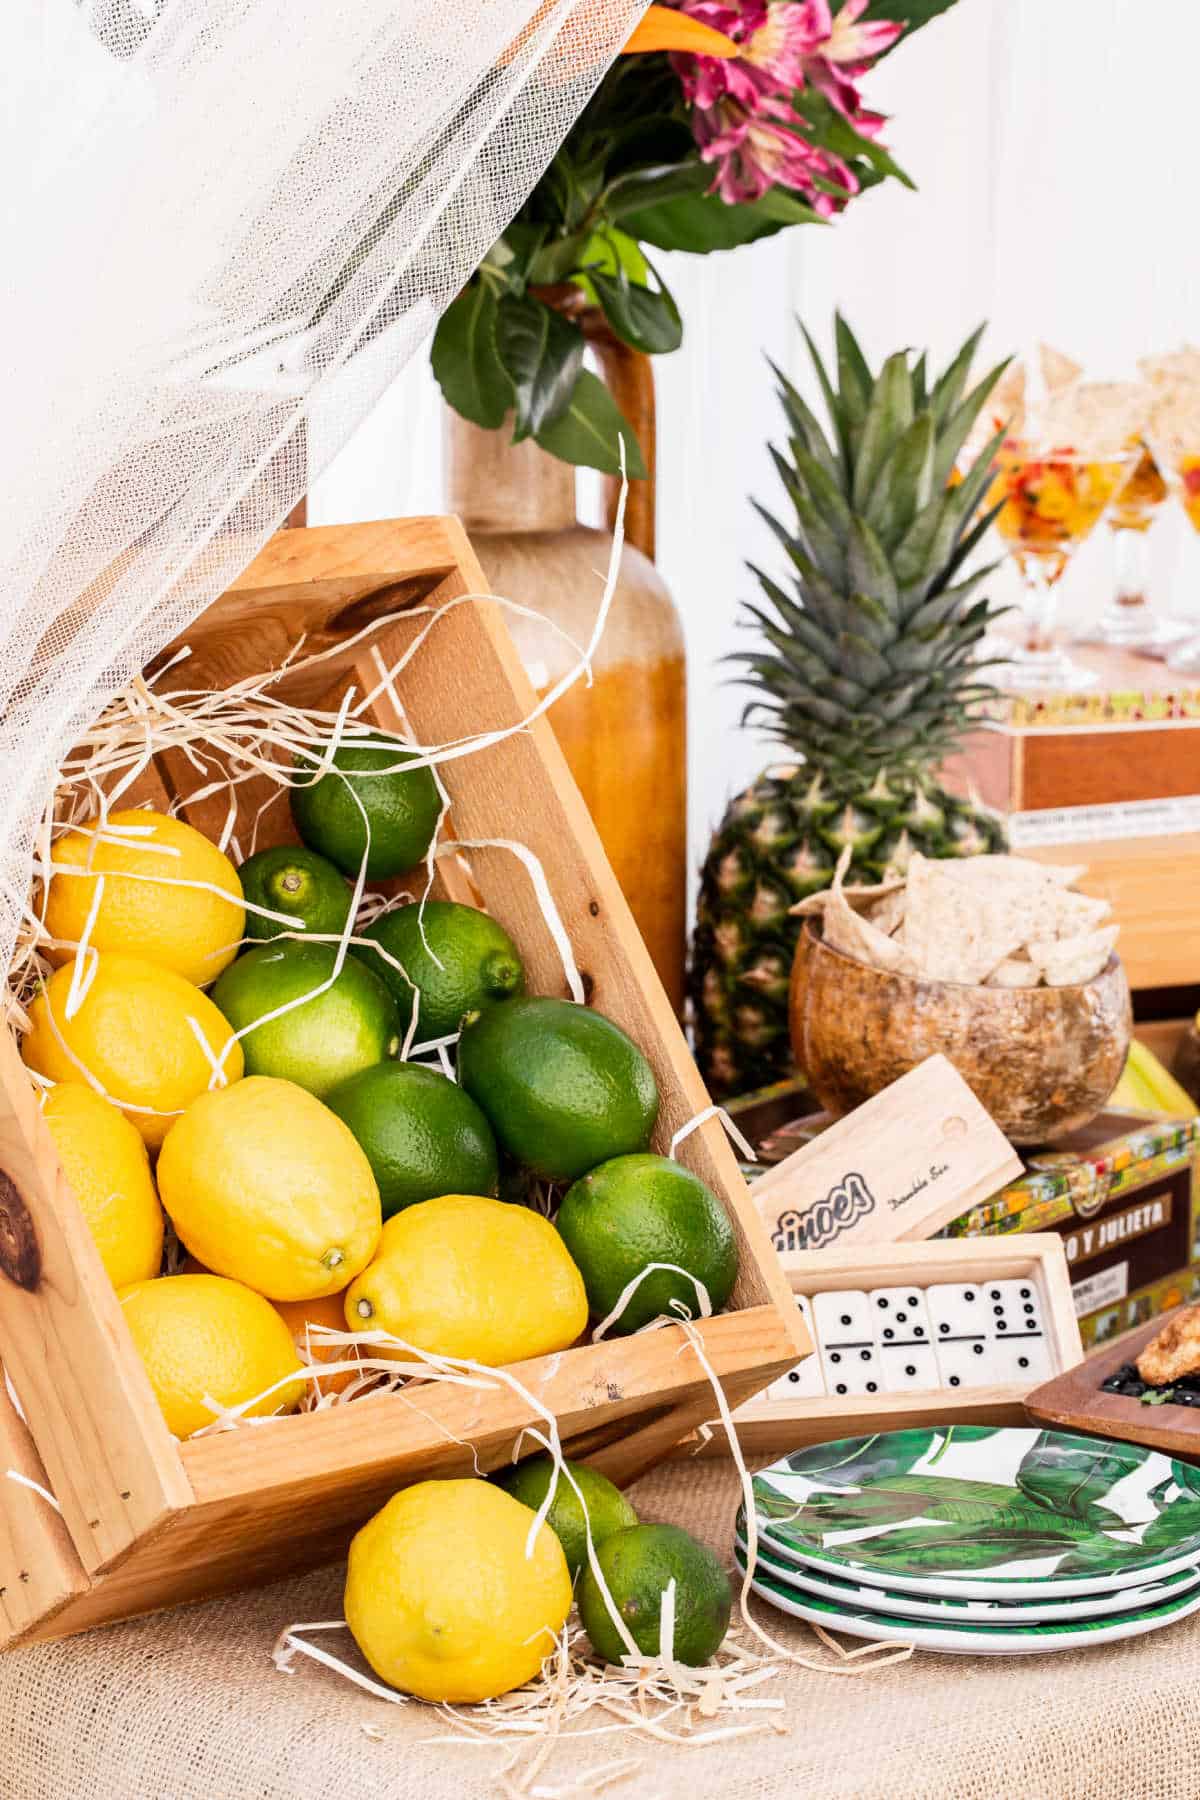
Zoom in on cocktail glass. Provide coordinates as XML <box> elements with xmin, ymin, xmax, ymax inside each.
<box><xmin>1156</xmin><ymin>450</ymin><xmax>1200</xmax><ymax>672</ymax></box>
<box><xmin>986</xmin><ymin>442</ymin><xmax>1131</xmax><ymax>689</ymax></box>
<box><xmin>1092</xmin><ymin>442</ymin><xmax>1186</xmax><ymax>647</ymax></box>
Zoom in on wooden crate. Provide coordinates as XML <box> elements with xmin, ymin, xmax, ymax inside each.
<box><xmin>687</xmin><ymin>1237</ymin><xmax>1082</xmax><ymax>1457</ymax></box>
<box><xmin>0</xmin><ymin>517</ymin><xmax>804</xmax><ymax>1646</ymax></box>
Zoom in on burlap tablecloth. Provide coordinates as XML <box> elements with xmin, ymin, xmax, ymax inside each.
<box><xmin>4</xmin><ymin>1458</ymin><xmax>1199</xmax><ymax>1799</ymax></box>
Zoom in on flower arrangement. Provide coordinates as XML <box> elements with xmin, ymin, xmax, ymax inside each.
<box><xmin>432</xmin><ymin>0</ymin><xmax>961</xmax><ymax>473</ymax></box>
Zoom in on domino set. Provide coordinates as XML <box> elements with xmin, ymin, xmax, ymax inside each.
<box><xmin>706</xmin><ymin>1237</ymin><xmax>1083</xmax><ymax>1454</ymax></box>
<box><xmin>785</xmin><ymin>1275</ymin><xmax>1054</xmax><ymax>1404</ymax></box>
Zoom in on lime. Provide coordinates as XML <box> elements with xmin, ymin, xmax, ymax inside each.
<box><xmin>495</xmin><ymin>1454</ymin><xmax>638</xmax><ymax>1580</ymax></box>
<box><xmin>577</xmin><ymin>1523</ymin><xmax>732</xmax><ymax>1667</ymax></box>
<box><xmin>457</xmin><ymin>997</ymin><xmax>658</xmax><ymax>1184</ymax></box>
<box><xmin>325</xmin><ymin>1061</ymin><xmax>499</xmax><ymax>1218</ymax></box>
<box><xmin>555</xmin><ymin>1153</ymin><xmax>738</xmax><ymax>1334</ymax></box>
<box><xmin>238</xmin><ymin>846</ymin><xmax>352</xmax><ymax>943</ymax></box>
<box><xmin>290</xmin><ymin>738</ymin><xmax>441</xmax><ymax>879</ymax></box>
<box><xmin>211</xmin><ymin>941</ymin><xmax>400</xmax><ymax>1098</ymax></box>
<box><xmin>356</xmin><ymin>900</ymin><xmax>524</xmax><ymax>1041</ymax></box>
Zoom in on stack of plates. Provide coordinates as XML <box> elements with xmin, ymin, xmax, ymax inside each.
<box><xmin>738</xmin><ymin>1426</ymin><xmax>1200</xmax><ymax>1656</ymax></box>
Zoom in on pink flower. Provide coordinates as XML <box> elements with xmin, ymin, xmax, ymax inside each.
<box><xmin>666</xmin><ymin>0</ymin><xmax>902</xmax><ymax>206</ymax></box>
<box><xmin>694</xmin><ymin>94</ymin><xmax>859</xmax><ymax>208</ymax></box>
<box><xmin>797</xmin><ymin>0</ymin><xmax>902</xmax><ymax>123</ymax></box>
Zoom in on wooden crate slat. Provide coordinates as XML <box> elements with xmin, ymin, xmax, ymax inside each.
<box><xmin>0</xmin><ymin>1033</ymin><xmax>191</xmax><ymax>1571</ymax></box>
<box><xmin>0</xmin><ymin>1359</ymin><xmax>88</xmax><ymax>1641</ymax></box>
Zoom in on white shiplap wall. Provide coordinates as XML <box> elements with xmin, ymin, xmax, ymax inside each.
<box><xmin>312</xmin><ymin>0</ymin><xmax>1200</xmax><ymax>907</ymax></box>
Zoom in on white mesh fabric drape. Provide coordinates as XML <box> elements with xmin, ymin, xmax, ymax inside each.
<box><xmin>0</xmin><ymin>0</ymin><xmax>647</xmax><ymax>966</ymax></box>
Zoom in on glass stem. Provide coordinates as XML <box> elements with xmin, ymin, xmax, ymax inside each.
<box><xmin>1021</xmin><ymin>560</ymin><xmax>1060</xmax><ymax>654</ymax></box>
<box><xmin>1113</xmin><ymin>526</ymin><xmax>1149</xmax><ymax>614</ymax></box>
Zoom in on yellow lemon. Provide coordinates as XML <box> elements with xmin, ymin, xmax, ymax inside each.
<box><xmin>22</xmin><ymin>952</ymin><xmax>243</xmax><ymax>1150</ymax></box>
<box><xmin>345</xmin><ymin>1479</ymin><xmax>571</xmax><ymax>1702</ymax></box>
<box><xmin>157</xmin><ymin>1076</ymin><xmax>381</xmax><ymax>1301</ymax></box>
<box><xmin>119</xmin><ymin>1273</ymin><xmax>305</xmax><ymax>1438</ymax></box>
<box><xmin>44</xmin><ymin>809</ymin><xmax>245</xmax><ymax>987</ymax></box>
<box><xmin>344</xmin><ymin>1194</ymin><xmax>587</xmax><ymax>1365</ymax></box>
<box><xmin>42</xmin><ymin>1083</ymin><xmax>163</xmax><ymax>1288</ymax></box>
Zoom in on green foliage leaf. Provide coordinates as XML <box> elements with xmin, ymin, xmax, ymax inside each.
<box><xmin>604</xmin><ymin>159</ymin><xmax>712</xmax><ymax>222</ymax></box>
<box><xmin>857</xmin><ymin>0</ymin><xmax>961</xmax><ymax>39</ymax></box>
<box><xmin>866</xmin><ymin>413</ymin><xmax>935</xmax><ymax>547</ymax></box>
<box><xmin>495</xmin><ymin>296</ymin><xmax>584</xmax><ymax>440</ymax></box>
<box><xmin>533</xmin><ymin>369</ymin><xmax>647</xmax><ymax>477</ymax></box>
<box><xmin>586</xmin><ymin>264</ymin><xmax>682</xmax><ymax>355</ymax></box>
<box><xmin>430</xmin><ymin>285</ymin><xmax>512</xmax><ymax>430</ymax></box>
<box><xmin>621</xmin><ymin>186</ymin><xmax>824</xmax><ymax>254</ymax></box>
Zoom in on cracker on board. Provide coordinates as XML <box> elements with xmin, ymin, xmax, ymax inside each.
<box><xmin>900</xmin><ymin>854</ymin><xmax>1034</xmax><ymax>984</ymax></box>
<box><xmin>1027</xmin><ymin>926</ymin><xmax>1119</xmax><ymax>987</ymax></box>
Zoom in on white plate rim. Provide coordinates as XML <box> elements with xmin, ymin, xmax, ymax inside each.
<box><xmin>739</xmin><ymin>1567</ymin><xmax>1200</xmax><ymax>1656</ymax></box>
<box><xmin>732</xmin><ymin>1531</ymin><xmax>1200</xmax><ymax>1623</ymax></box>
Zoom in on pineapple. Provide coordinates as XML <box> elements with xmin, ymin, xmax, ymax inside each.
<box><xmin>690</xmin><ymin>318</ymin><xmax>1010</xmax><ymax>1097</ymax></box>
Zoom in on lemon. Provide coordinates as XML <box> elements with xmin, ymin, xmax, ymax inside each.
<box><xmin>44</xmin><ymin>809</ymin><xmax>245</xmax><ymax>987</ymax></box>
<box><xmin>42</xmin><ymin>1083</ymin><xmax>163</xmax><ymax>1289</ymax></box>
<box><xmin>157</xmin><ymin>1076</ymin><xmax>381</xmax><ymax>1301</ymax></box>
<box><xmin>344</xmin><ymin>1194</ymin><xmax>587</xmax><ymax>1365</ymax></box>
<box><xmin>119</xmin><ymin>1273</ymin><xmax>306</xmax><ymax>1438</ymax></box>
<box><xmin>345</xmin><ymin>1479</ymin><xmax>571</xmax><ymax>1702</ymax></box>
<box><xmin>22</xmin><ymin>952</ymin><xmax>244</xmax><ymax>1150</ymax></box>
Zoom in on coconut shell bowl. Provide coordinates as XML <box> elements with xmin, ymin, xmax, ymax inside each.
<box><xmin>790</xmin><ymin>919</ymin><xmax>1132</xmax><ymax>1145</ymax></box>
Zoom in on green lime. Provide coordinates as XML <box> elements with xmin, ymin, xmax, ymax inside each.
<box><xmin>577</xmin><ymin>1524</ymin><xmax>732</xmax><ymax>1667</ymax></box>
<box><xmin>211</xmin><ymin>941</ymin><xmax>400</xmax><ymax>1098</ymax></box>
<box><xmin>495</xmin><ymin>1455</ymin><xmax>638</xmax><ymax>1581</ymax></box>
<box><xmin>290</xmin><ymin>738</ymin><xmax>442</xmax><ymax>879</ymax></box>
<box><xmin>555</xmin><ymin>1154</ymin><xmax>738</xmax><ymax>1334</ymax></box>
<box><xmin>324</xmin><ymin>1061</ymin><xmax>499</xmax><ymax>1218</ymax></box>
<box><xmin>355</xmin><ymin>901</ymin><xmax>524</xmax><ymax>1041</ymax></box>
<box><xmin>238</xmin><ymin>846</ymin><xmax>352</xmax><ymax>943</ymax></box>
<box><xmin>456</xmin><ymin>997</ymin><xmax>658</xmax><ymax>1184</ymax></box>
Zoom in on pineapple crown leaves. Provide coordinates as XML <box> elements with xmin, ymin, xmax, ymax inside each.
<box><xmin>737</xmin><ymin>316</ymin><xmax>1012</xmax><ymax>786</ymax></box>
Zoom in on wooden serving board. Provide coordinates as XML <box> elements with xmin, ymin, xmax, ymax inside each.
<box><xmin>1025</xmin><ymin>1308</ymin><xmax>1200</xmax><ymax>1461</ymax></box>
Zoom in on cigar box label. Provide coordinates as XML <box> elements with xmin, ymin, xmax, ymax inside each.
<box><xmin>755</xmin><ymin>1056</ymin><xmax>1023</xmax><ymax>1252</ymax></box>
<box><xmin>1008</xmin><ymin>794</ymin><xmax>1200</xmax><ymax>848</ymax></box>
<box><xmin>1072</xmin><ymin>1263</ymin><xmax>1129</xmax><ymax>1318</ymax></box>
<box><xmin>1063</xmin><ymin>1193</ymin><xmax>1173</xmax><ymax>1266</ymax></box>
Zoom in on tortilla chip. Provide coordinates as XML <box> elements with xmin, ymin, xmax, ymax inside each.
<box><xmin>866</xmin><ymin>888</ymin><xmax>906</xmax><ymax>937</ymax></box>
<box><xmin>937</xmin><ymin>854</ymin><xmax>1085</xmax><ymax>891</ymax></box>
<box><xmin>985</xmin><ymin>957</ymin><xmax>1042</xmax><ymax>990</ymax></box>
<box><xmin>1046</xmin><ymin>890</ymin><xmax>1112</xmax><ymax>939</ymax></box>
<box><xmin>1040</xmin><ymin>381</ymin><xmax>1148</xmax><ymax>458</ymax></box>
<box><xmin>823</xmin><ymin>881</ymin><xmax>915</xmax><ymax>973</ymax></box>
<box><xmin>1027</xmin><ymin>926</ymin><xmax>1119</xmax><ymax>987</ymax></box>
<box><xmin>900</xmin><ymin>854</ymin><xmax>1032</xmax><ymax>984</ymax></box>
<box><xmin>790</xmin><ymin>879</ymin><xmax>903</xmax><ymax>919</ymax></box>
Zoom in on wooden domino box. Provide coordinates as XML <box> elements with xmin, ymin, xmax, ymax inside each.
<box><xmin>695</xmin><ymin>1237</ymin><xmax>1083</xmax><ymax>1456</ymax></box>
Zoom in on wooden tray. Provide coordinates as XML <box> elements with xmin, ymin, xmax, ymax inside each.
<box><xmin>0</xmin><ymin>516</ymin><xmax>805</xmax><ymax>1645</ymax></box>
<box><xmin>1025</xmin><ymin>1308</ymin><xmax>1200</xmax><ymax>1460</ymax></box>
<box><xmin>690</xmin><ymin>1236</ymin><xmax>1083</xmax><ymax>1457</ymax></box>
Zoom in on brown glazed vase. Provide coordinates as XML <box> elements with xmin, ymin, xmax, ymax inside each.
<box><xmin>443</xmin><ymin>365</ymin><xmax>687</xmax><ymax>1013</ymax></box>
<box><xmin>789</xmin><ymin>920</ymin><xmax>1132</xmax><ymax>1145</ymax></box>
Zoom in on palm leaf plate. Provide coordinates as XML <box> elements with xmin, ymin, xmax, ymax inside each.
<box><xmin>747</xmin><ymin>1426</ymin><xmax>1200</xmax><ymax>1599</ymax></box>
